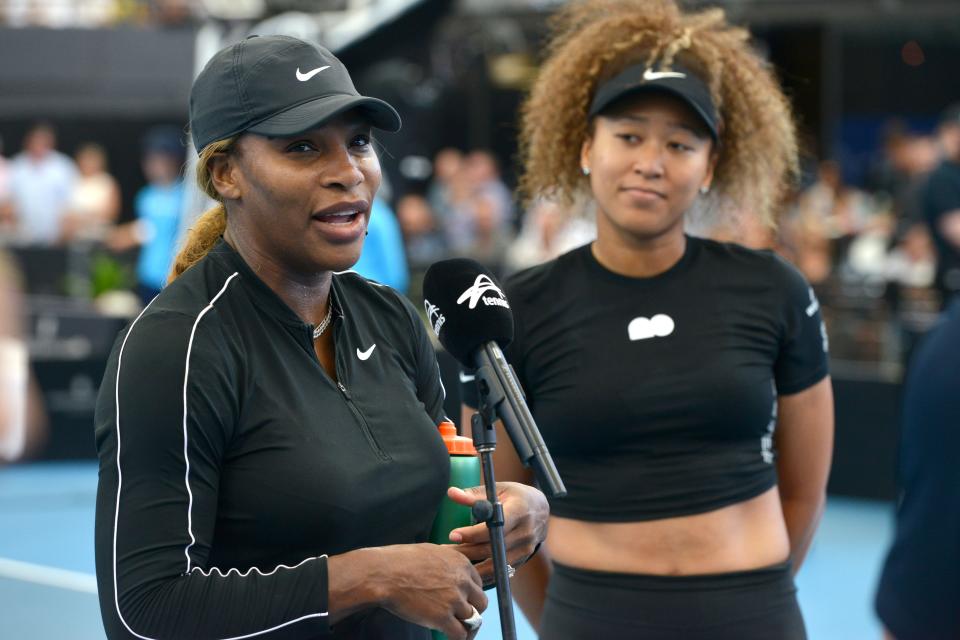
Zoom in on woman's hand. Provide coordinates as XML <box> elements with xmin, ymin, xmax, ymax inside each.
<box><xmin>374</xmin><ymin>544</ymin><xmax>488</xmax><ymax>640</ymax></box>
<box><xmin>446</xmin><ymin>482</ymin><xmax>549</xmax><ymax>584</ymax></box>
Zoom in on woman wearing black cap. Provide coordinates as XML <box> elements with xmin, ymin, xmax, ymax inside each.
<box><xmin>461</xmin><ymin>1</ymin><xmax>834</xmax><ymax>638</ymax></box>
<box><xmin>93</xmin><ymin>35</ymin><xmax>547</xmax><ymax>640</ymax></box>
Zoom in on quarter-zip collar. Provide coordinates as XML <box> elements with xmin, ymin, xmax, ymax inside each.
<box><xmin>206</xmin><ymin>237</ymin><xmax>346</xmax><ymax>338</ymax></box>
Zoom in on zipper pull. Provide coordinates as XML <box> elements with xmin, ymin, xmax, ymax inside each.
<box><xmin>337</xmin><ymin>381</ymin><xmax>350</xmax><ymax>399</ymax></box>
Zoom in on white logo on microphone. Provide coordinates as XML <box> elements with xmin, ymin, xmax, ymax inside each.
<box><xmin>424</xmin><ymin>299</ymin><xmax>446</xmax><ymax>335</ymax></box>
<box><xmin>457</xmin><ymin>274</ymin><xmax>509</xmax><ymax>310</ymax></box>
<box><xmin>628</xmin><ymin>314</ymin><xmax>675</xmax><ymax>341</ymax></box>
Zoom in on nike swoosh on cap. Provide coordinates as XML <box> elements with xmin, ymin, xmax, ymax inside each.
<box><xmin>643</xmin><ymin>68</ymin><xmax>686</xmax><ymax>82</ymax></box>
<box><xmin>296</xmin><ymin>66</ymin><xmax>330</xmax><ymax>81</ymax></box>
<box><xmin>356</xmin><ymin>344</ymin><xmax>376</xmax><ymax>360</ymax></box>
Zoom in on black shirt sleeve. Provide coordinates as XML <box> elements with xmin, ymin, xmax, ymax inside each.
<box><xmin>94</xmin><ymin>310</ymin><xmax>331</xmax><ymax>639</ymax></box>
<box><xmin>772</xmin><ymin>257</ymin><xmax>830</xmax><ymax>395</ymax></box>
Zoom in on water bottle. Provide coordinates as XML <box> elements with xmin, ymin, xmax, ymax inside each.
<box><xmin>430</xmin><ymin>420</ymin><xmax>480</xmax><ymax>640</ymax></box>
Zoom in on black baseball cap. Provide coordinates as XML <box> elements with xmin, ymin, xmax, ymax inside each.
<box><xmin>588</xmin><ymin>61</ymin><xmax>719</xmax><ymax>140</ymax></box>
<box><xmin>189</xmin><ymin>35</ymin><xmax>401</xmax><ymax>152</ymax></box>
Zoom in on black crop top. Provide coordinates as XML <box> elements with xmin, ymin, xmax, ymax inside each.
<box><xmin>464</xmin><ymin>236</ymin><xmax>828</xmax><ymax>522</ymax></box>
<box><xmin>94</xmin><ymin>239</ymin><xmax>449</xmax><ymax>639</ymax></box>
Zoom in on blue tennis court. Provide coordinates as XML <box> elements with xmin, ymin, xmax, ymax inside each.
<box><xmin>1</xmin><ymin>461</ymin><xmax>893</xmax><ymax>639</ymax></box>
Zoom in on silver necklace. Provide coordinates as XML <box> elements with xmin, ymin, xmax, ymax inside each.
<box><xmin>312</xmin><ymin>305</ymin><xmax>334</xmax><ymax>340</ymax></box>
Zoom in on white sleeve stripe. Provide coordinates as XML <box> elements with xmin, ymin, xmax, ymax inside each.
<box><xmin>113</xmin><ymin>294</ymin><xmax>162</xmax><ymax>640</ymax></box>
<box><xmin>183</xmin><ymin>272</ymin><xmax>239</xmax><ymax>573</ymax></box>
<box><xmin>189</xmin><ymin>555</ymin><xmax>324</xmax><ymax>578</ymax></box>
<box><xmin>113</xmin><ymin>273</ymin><xmax>328</xmax><ymax>640</ymax></box>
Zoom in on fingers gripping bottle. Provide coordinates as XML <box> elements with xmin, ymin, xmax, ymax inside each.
<box><xmin>430</xmin><ymin>420</ymin><xmax>481</xmax><ymax>640</ymax></box>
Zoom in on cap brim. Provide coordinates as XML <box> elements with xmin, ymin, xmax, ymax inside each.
<box><xmin>593</xmin><ymin>84</ymin><xmax>718</xmax><ymax>140</ymax></box>
<box><xmin>247</xmin><ymin>94</ymin><xmax>402</xmax><ymax>136</ymax></box>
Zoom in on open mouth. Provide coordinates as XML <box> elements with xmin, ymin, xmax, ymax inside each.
<box><xmin>312</xmin><ymin>210</ymin><xmax>362</xmax><ymax>225</ymax></box>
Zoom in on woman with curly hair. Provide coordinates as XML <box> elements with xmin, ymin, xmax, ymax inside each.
<box><xmin>461</xmin><ymin>1</ymin><xmax>834</xmax><ymax>637</ymax></box>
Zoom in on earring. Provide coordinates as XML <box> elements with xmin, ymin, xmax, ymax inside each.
<box><xmin>582</xmin><ymin>166</ymin><xmax>591</xmax><ymax>176</ymax></box>
<box><xmin>700</xmin><ymin>186</ymin><xmax>709</xmax><ymax>195</ymax></box>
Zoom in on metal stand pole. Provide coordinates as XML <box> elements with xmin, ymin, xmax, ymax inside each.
<box><xmin>470</xmin><ymin>404</ymin><xmax>517</xmax><ymax>640</ymax></box>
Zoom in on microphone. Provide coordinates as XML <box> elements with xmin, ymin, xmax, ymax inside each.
<box><xmin>422</xmin><ymin>259</ymin><xmax>566</xmax><ymax>498</ymax></box>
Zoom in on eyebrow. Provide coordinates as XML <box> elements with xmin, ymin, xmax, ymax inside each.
<box><xmin>607</xmin><ymin>114</ymin><xmax>709</xmax><ymax>139</ymax></box>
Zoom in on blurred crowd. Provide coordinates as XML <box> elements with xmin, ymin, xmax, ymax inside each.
<box><xmin>0</xmin><ymin>123</ymin><xmax>187</xmax><ymax>305</ymax></box>
<box><xmin>396</xmin><ymin>148</ymin><xmax>595</xmax><ymax>300</ymax></box>
<box><xmin>1</xmin><ymin>105</ymin><xmax>959</xmax><ymax>462</ymax></box>
<box><xmin>0</xmin><ymin>0</ymin><xmax>196</xmax><ymax>28</ymax></box>
<box><xmin>2</xmin><ymin>112</ymin><xmax>960</xmax><ymax>331</ymax></box>
<box><xmin>776</xmin><ymin>109</ymin><xmax>960</xmax><ymax>364</ymax></box>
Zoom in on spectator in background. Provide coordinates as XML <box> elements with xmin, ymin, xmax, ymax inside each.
<box><xmin>0</xmin><ymin>135</ymin><xmax>9</xmax><ymax>208</ymax></box>
<box><xmin>351</xmin><ymin>196</ymin><xmax>409</xmax><ymax>293</ymax></box>
<box><xmin>61</xmin><ymin>143</ymin><xmax>121</xmax><ymax>244</ymax></box>
<box><xmin>868</xmin><ymin>122</ymin><xmax>939</xmax><ymax>224</ymax></box>
<box><xmin>442</xmin><ymin>150</ymin><xmax>515</xmax><ymax>268</ymax></box>
<box><xmin>427</xmin><ymin>147</ymin><xmax>463</xmax><ymax>227</ymax></box>
<box><xmin>461</xmin><ymin>182</ymin><xmax>511</xmax><ymax>276</ymax></box>
<box><xmin>505</xmin><ymin>198</ymin><xmax>596</xmax><ymax>274</ymax></box>
<box><xmin>0</xmin><ymin>251</ymin><xmax>47</xmax><ymax>462</ymax></box>
<box><xmin>464</xmin><ymin>150</ymin><xmax>513</xmax><ymax>226</ymax></box>
<box><xmin>6</xmin><ymin>123</ymin><xmax>77</xmax><ymax>245</ymax></box>
<box><xmin>1</xmin><ymin>0</ymin><xmax>114</xmax><ymax>27</ymax></box>
<box><xmin>107</xmin><ymin>126</ymin><xmax>185</xmax><ymax>303</ymax></box>
<box><xmin>875</xmin><ymin>297</ymin><xmax>960</xmax><ymax>640</ymax></box>
<box><xmin>798</xmin><ymin>160</ymin><xmax>874</xmax><ymax>242</ymax></box>
<box><xmin>395</xmin><ymin>193</ymin><xmax>447</xmax><ymax>303</ymax></box>
<box><xmin>922</xmin><ymin>103</ymin><xmax>960</xmax><ymax>306</ymax></box>
<box><xmin>397</xmin><ymin>193</ymin><xmax>447</xmax><ymax>271</ymax></box>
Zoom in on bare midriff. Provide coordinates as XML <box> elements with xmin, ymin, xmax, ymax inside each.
<box><xmin>548</xmin><ymin>486</ymin><xmax>790</xmax><ymax>575</ymax></box>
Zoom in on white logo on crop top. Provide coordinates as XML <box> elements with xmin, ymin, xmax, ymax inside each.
<box><xmin>424</xmin><ymin>299</ymin><xmax>446</xmax><ymax>336</ymax></box>
<box><xmin>456</xmin><ymin>274</ymin><xmax>510</xmax><ymax>310</ymax></box>
<box><xmin>804</xmin><ymin>287</ymin><xmax>829</xmax><ymax>353</ymax></box>
<box><xmin>805</xmin><ymin>287</ymin><xmax>820</xmax><ymax>317</ymax></box>
<box><xmin>628</xmin><ymin>314</ymin><xmax>675</xmax><ymax>341</ymax></box>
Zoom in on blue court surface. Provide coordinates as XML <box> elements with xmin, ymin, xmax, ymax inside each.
<box><xmin>0</xmin><ymin>461</ymin><xmax>893</xmax><ymax>639</ymax></box>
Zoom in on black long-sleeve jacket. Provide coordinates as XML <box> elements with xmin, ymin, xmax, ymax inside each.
<box><xmin>94</xmin><ymin>239</ymin><xmax>449</xmax><ymax>639</ymax></box>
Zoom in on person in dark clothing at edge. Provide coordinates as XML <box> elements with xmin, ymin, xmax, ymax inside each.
<box><xmin>93</xmin><ymin>35</ymin><xmax>548</xmax><ymax>640</ymax></box>
<box><xmin>874</xmin><ymin>298</ymin><xmax>960</xmax><ymax>639</ymax></box>
<box><xmin>460</xmin><ymin>1</ymin><xmax>834</xmax><ymax>638</ymax></box>
<box><xmin>922</xmin><ymin>103</ymin><xmax>960</xmax><ymax>307</ymax></box>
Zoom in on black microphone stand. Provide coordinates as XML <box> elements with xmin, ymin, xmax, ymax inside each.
<box><xmin>469</xmin><ymin>392</ymin><xmax>517</xmax><ymax>640</ymax></box>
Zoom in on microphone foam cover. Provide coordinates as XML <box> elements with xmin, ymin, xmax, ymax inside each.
<box><xmin>422</xmin><ymin>258</ymin><xmax>514</xmax><ymax>367</ymax></box>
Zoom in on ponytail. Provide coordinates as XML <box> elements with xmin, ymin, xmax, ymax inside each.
<box><xmin>168</xmin><ymin>137</ymin><xmax>236</xmax><ymax>283</ymax></box>
<box><xmin>168</xmin><ymin>204</ymin><xmax>227</xmax><ymax>282</ymax></box>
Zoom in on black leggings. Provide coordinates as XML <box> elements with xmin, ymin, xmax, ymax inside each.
<box><xmin>539</xmin><ymin>562</ymin><xmax>806</xmax><ymax>640</ymax></box>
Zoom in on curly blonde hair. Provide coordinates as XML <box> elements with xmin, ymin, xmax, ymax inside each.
<box><xmin>519</xmin><ymin>0</ymin><xmax>798</xmax><ymax>228</ymax></box>
<box><xmin>167</xmin><ymin>137</ymin><xmax>237</xmax><ymax>282</ymax></box>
